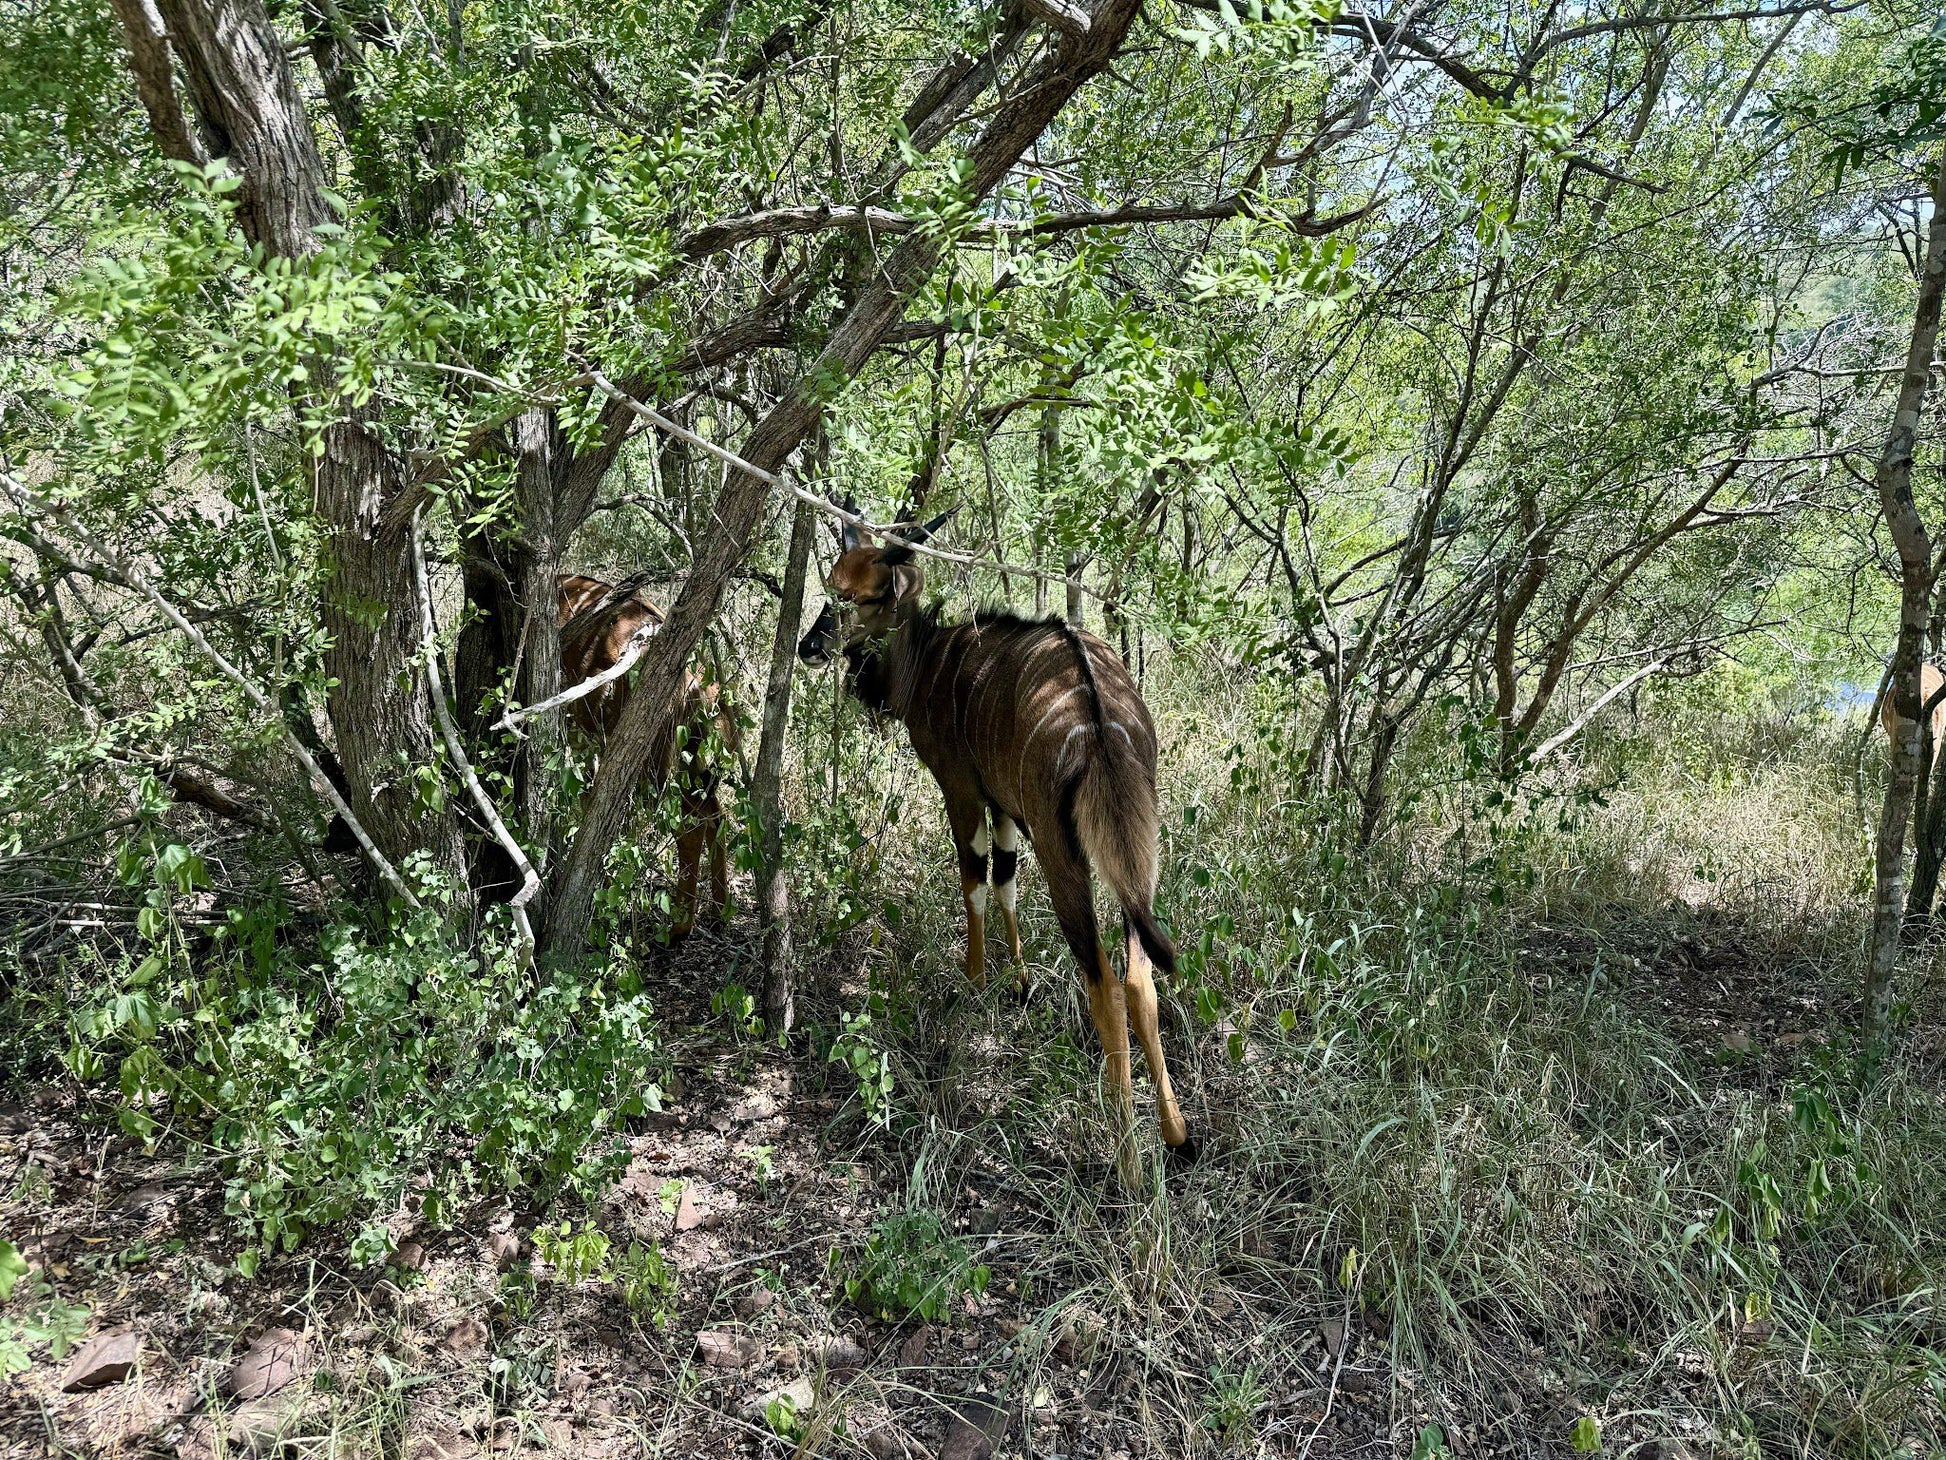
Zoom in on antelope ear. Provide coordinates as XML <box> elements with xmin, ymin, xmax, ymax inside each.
<box><xmin>880</xmin><ymin>506</ymin><xmax>958</xmax><ymax>565</ymax></box>
<box><xmin>838</xmin><ymin>493</ymin><xmax>865</xmax><ymax>552</ymax></box>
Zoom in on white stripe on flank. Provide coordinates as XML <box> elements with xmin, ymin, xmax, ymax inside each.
<box><xmin>1053</xmin><ymin>722</ymin><xmax>1089</xmax><ymax>775</ymax></box>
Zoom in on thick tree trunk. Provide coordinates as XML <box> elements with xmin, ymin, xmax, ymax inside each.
<box><xmin>144</xmin><ymin>0</ymin><xmax>466</xmax><ymax>895</ymax></box>
<box><xmin>753</xmin><ymin>497</ymin><xmax>818</xmax><ymax>1032</ymax></box>
<box><xmin>1865</xmin><ymin>145</ymin><xmax>1946</xmax><ymax>1050</ymax></box>
<box><xmin>542</xmin><ymin>0</ymin><xmax>1147</xmax><ymax>957</ymax></box>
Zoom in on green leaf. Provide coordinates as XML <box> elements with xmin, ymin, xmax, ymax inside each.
<box><xmin>0</xmin><ymin>1241</ymin><xmax>27</xmax><ymax>1303</ymax></box>
<box><xmin>1569</xmin><ymin>1416</ymin><xmax>1602</xmax><ymax>1453</ymax></box>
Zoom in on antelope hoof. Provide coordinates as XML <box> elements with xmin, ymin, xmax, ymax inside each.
<box><xmin>1165</xmin><ymin>1131</ymin><xmax>1203</xmax><ymax>1171</ymax></box>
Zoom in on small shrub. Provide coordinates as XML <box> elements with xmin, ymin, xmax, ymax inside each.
<box><xmin>839</xmin><ymin>1210</ymin><xmax>988</xmax><ymax>1321</ymax></box>
<box><xmin>64</xmin><ymin>905</ymin><xmax>664</xmax><ymax>1262</ymax></box>
<box><xmin>1202</xmin><ymin>1362</ymin><xmax>1264</xmax><ymax>1451</ymax></box>
<box><xmin>534</xmin><ymin>1221</ymin><xmax>611</xmax><ymax>1286</ymax></box>
<box><xmin>615</xmin><ymin>1241</ymin><xmax>678</xmax><ymax>1327</ymax></box>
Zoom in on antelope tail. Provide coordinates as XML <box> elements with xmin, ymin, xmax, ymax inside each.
<box><xmin>1070</xmin><ymin>741</ymin><xmax>1177</xmax><ymax>978</ymax></box>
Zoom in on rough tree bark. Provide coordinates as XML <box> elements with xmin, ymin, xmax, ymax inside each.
<box><xmin>1865</xmin><ymin>144</ymin><xmax>1946</xmax><ymax>1051</ymax></box>
<box><xmin>143</xmin><ymin>0</ymin><xmax>467</xmax><ymax>893</ymax></box>
<box><xmin>543</xmin><ymin>0</ymin><xmax>1149</xmax><ymax>956</ymax></box>
<box><xmin>752</xmin><ymin>496</ymin><xmax>818</xmax><ymax>1032</ymax></box>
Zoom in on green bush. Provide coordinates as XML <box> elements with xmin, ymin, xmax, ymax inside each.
<box><xmin>65</xmin><ymin>900</ymin><xmax>663</xmax><ymax>1266</ymax></box>
<box><xmin>839</xmin><ymin>1209</ymin><xmax>989</xmax><ymax>1321</ymax></box>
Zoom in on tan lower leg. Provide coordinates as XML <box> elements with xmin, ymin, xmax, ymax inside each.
<box><xmin>1124</xmin><ymin>938</ymin><xmax>1188</xmax><ymax>1147</ymax></box>
<box><xmin>994</xmin><ymin>883</ymin><xmax>1025</xmax><ymax>990</ymax></box>
<box><xmin>1088</xmin><ymin>953</ymin><xmax>1141</xmax><ymax>1189</ymax></box>
<box><xmin>962</xmin><ymin>879</ymin><xmax>989</xmax><ymax>990</ymax></box>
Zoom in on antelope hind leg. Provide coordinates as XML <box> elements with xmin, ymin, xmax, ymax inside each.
<box><xmin>1125</xmin><ymin>924</ymin><xmax>1196</xmax><ymax>1163</ymax></box>
<box><xmin>1087</xmin><ymin>951</ymin><xmax>1143</xmax><ymax>1192</ymax></box>
<box><xmin>992</xmin><ymin>814</ymin><xmax>1028</xmax><ymax>999</ymax></box>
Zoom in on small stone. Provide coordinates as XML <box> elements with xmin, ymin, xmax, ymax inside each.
<box><xmin>559</xmin><ymin>1367</ymin><xmax>592</xmax><ymax>1401</ymax></box>
<box><xmin>816</xmin><ymin>1335</ymin><xmax>871</xmax><ymax>1371</ymax></box>
<box><xmin>1721</xmin><ymin>1027</ymin><xmax>1756</xmax><ymax>1052</ymax></box>
<box><xmin>674</xmin><ymin>1186</ymin><xmax>703</xmax><ymax>1232</ymax></box>
<box><xmin>1205</xmin><ymin>1290</ymin><xmax>1237</xmax><ymax>1319</ymax></box>
<box><xmin>229</xmin><ymin>1327</ymin><xmax>307</xmax><ymax>1400</ymax></box>
<box><xmin>82</xmin><ymin>1382</ymin><xmax>188</xmax><ymax>1448</ymax></box>
<box><xmin>731</xmin><ymin>1092</ymin><xmax>778</xmax><ymax>1123</ymax></box>
<box><xmin>394</xmin><ymin>1241</ymin><xmax>427</xmax><ymax>1273</ymax></box>
<box><xmin>61</xmin><ymin>1328</ymin><xmax>140</xmax><ymax>1391</ymax></box>
<box><xmin>774</xmin><ymin>1342</ymin><xmax>801</xmax><ymax>1373</ymax></box>
<box><xmin>853</xmin><ymin>1404</ymin><xmax>910</xmax><ymax>1460</ymax></box>
<box><xmin>940</xmin><ymin>1396</ymin><xmax>1008</xmax><ymax>1460</ymax></box>
<box><xmin>341</xmin><ymin>1324</ymin><xmax>379</xmax><ymax>1346</ymax></box>
<box><xmin>695</xmin><ymin>1329</ymin><xmax>760</xmax><ymax>1369</ymax></box>
<box><xmin>404</xmin><ymin>1427</ymin><xmax>481</xmax><ymax>1460</ymax></box>
<box><xmin>226</xmin><ymin>1392</ymin><xmax>306</xmax><ymax>1456</ymax></box>
<box><xmin>588</xmin><ymin>1397</ymin><xmax>618</xmax><ymax>1418</ymax></box>
<box><xmin>485</xmin><ymin>1232</ymin><xmax>521</xmax><ymax>1271</ymax></box>
<box><xmin>1319</xmin><ymin>1319</ymin><xmax>1348</xmax><ymax>1359</ymax></box>
<box><xmin>445</xmin><ymin>1315</ymin><xmax>490</xmax><ymax>1357</ymax></box>
<box><xmin>1052</xmin><ymin>1308</ymin><xmax>1102</xmax><ymax>1366</ymax></box>
<box><xmin>740</xmin><ymin>1375</ymin><xmax>815</xmax><ymax>1425</ymax></box>
<box><xmin>737</xmin><ymin>1286</ymin><xmax>775</xmax><ymax>1316</ymax></box>
<box><xmin>898</xmin><ymin>1326</ymin><xmax>930</xmax><ymax>1370</ymax></box>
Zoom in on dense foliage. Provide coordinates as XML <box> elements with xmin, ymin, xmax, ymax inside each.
<box><xmin>3</xmin><ymin>0</ymin><xmax>1945</xmax><ymax>1452</ymax></box>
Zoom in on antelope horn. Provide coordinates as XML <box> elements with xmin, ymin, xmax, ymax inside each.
<box><xmin>880</xmin><ymin>506</ymin><xmax>958</xmax><ymax>565</ymax></box>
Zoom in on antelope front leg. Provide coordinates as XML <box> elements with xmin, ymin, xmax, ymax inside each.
<box><xmin>958</xmin><ymin>821</ymin><xmax>991</xmax><ymax>990</ymax></box>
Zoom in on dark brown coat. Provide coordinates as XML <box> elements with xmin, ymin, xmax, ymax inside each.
<box><xmin>800</xmin><ymin>546</ymin><xmax>1195</xmax><ymax>1185</ymax></box>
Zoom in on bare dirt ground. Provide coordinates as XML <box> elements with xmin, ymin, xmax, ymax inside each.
<box><xmin>0</xmin><ymin>905</ymin><xmax>1919</xmax><ymax>1460</ymax></box>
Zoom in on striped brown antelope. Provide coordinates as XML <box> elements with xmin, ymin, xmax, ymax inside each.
<box><xmin>558</xmin><ymin>574</ymin><xmax>737</xmax><ymax>937</ymax></box>
<box><xmin>797</xmin><ymin>511</ymin><xmax>1197</xmax><ymax>1185</ymax></box>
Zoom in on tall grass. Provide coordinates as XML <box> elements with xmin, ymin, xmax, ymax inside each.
<box><xmin>797</xmin><ymin>649</ymin><xmax>1946</xmax><ymax>1456</ymax></box>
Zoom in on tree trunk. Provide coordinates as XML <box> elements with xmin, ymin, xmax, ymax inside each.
<box><xmin>1906</xmin><ymin>720</ymin><xmax>1946</xmax><ymax>927</ymax></box>
<box><xmin>145</xmin><ymin>0</ymin><xmax>466</xmax><ymax>896</ymax></box>
<box><xmin>1065</xmin><ymin>550</ymin><xmax>1085</xmax><ymax>630</ymax></box>
<box><xmin>753</xmin><ymin>497</ymin><xmax>818</xmax><ymax>1033</ymax></box>
<box><xmin>542</xmin><ymin>0</ymin><xmax>1147</xmax><ymax>957</ymax></box>
<box><xmin>314</xmin><ymin>411</ymin><xmax>468</xmax><ymax>890</ymax></box>
<box><xmin>1864</xmin><ymin>144</ymin><xmax>1946</xmax><ymax>1051</ymax></box>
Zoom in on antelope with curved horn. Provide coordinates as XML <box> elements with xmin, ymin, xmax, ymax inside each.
<box><xmin>558</xmin><ymin>573</ymin><xmax>738</xmax><ymax>937</ymax></box>
<box><xmin>798</xmin><ymin>505</ymin><xmax>1196</xmax><ymax>1187</ymax></box>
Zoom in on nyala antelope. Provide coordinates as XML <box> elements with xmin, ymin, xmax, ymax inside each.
<box><xmin>558</xmin><ymin>574</ymin><xmax>737</xmax><ymax>937</ymax></box>
<box><xmin>797</xmin><ymin>510</ymin><xmax>1197</xmax><ymax>1185</ymax></box>
<box><xmin>1881</xmin><ymin>661</ymin><xmax>1946</xmax><ymax>754</ymax></box>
